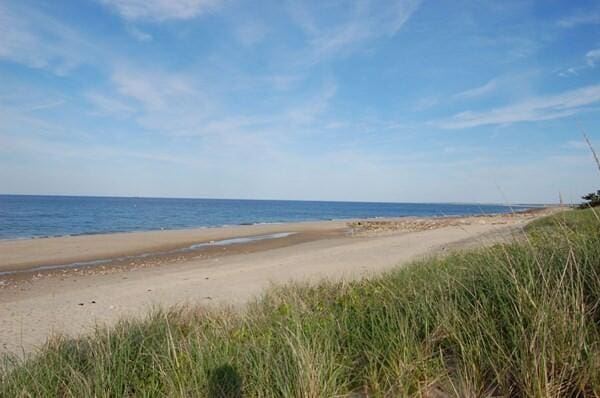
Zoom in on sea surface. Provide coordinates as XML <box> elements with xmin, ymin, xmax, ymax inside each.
<box><xmin>0</xmin><ymin>195</ymin><xmax>536</xmax><ymax>240</ymax></box>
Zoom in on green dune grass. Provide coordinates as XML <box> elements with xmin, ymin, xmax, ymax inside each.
<box><xmin>2</xmin><ymin>209</ymin><xmax>599</xmax><ymax>397</ymax></box>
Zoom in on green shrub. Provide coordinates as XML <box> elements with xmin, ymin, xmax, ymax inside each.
<box><xmin>580</xmin><ymin>190</ymin><xmax>600</xmax><ymax>208</ymax></box>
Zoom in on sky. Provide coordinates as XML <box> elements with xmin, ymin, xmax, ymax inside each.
<box><xmin>1</xmin><ymin>0</ymin><xmax>599</xmax><ymax>204</ymax></box>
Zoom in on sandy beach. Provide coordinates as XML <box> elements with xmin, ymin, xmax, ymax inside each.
<box><xmin>0</xmin><ymin>209</ymin><xmax>553</xmax><ymax>355</ymax></box>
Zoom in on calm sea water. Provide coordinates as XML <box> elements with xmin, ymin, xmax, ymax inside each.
<box><xmin>0</xmin><ymin>195</ymin><xmax>534</xmax><ymax>240</ymax></box>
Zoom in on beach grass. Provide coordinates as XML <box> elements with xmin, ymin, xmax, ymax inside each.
<box><xmin>2</xmin><ymin>208</ymin><xmax>600</xmax><ymax>397</ymax></box>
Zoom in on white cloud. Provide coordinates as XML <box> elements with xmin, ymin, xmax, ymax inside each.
<box><xmin>28</xmin><ymin>100</ymin><xmax>65</xmax><ymax>111</ymax></box>
<box><xmin>105</xmin><ymin>67</ymin><xmax>218</xmax><ymax>136</ymax></box>
<box><xmin>438</xmin><ymin>84</ymin><xmax>600</xmax><ymax>129</ymax></box>
<box><xmin>284</xmin><ymin>80</ymin><xmax>337</xmax><ymax>124</ymax></box>
<box><xmin>85</xmin><ymin>92</ymin><xmax>135</xmax><ymax>115</ymax></box>
<box><xmin>586</xmin><ymin>48</ymin><xmax>600</xmax><ymax>66</ymax></box>
<box><xmin>453</xmin><ymin>79</ymin><xmax>498</xmax><ymax>99</ymax></box>
<box><xmin>558</xmin><ymin>67</ymin><xmax>579</xmax><ymax>77</ymax></box>
<box><xmin>127</xmin><ymin>26</ymin><xmax>153</xmax><ymax>42</ymax></box>
<box><xmin>111</xmin><ymin>68</ymin><xmax>196</xmax><ymax>110</ymax></box>
<box><xmin>0</xmin><ymin>3</ymin><xmax>96</xmax><ymax>74</ymax></box>
<box><xmin>289</xmin><ymin>0</ymin><xmax>421</xmax><ymax>63</ymax></box>
<box><xmin>100</xmin><ymin>0</ymin><xmax>221</xmax><ymax>21</ymax></box>
<box><xmin>308</xmin><ymin>22</ymin><xmax>371</xmax><ymax>60</ymax></box>
<box><xmin>557</xmin><ymin>48</ymin><xmax>600</xmax><ymax>77</ymax></box>
<box><xmin>162</xmin><ymin>79</ymin><xmax>338</xmax><ymax>139</ymax></box>
<box><xmin>557</xmin><ymin>12</ymin><xmax>600</xmax><ymax>28</ymax></box>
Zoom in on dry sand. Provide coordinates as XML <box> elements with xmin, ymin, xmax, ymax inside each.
<box><xmin>0</xmin><ymin>209</ymin><xmax>554</xmax><ymax>355</ymax></box>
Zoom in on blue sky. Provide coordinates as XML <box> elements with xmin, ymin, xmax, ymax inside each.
<box><xmin>1</xmin><ymin>0</ymin><xmax>599</xmax><ymax>204</ymax></box>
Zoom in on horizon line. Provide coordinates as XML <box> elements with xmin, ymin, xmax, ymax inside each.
<box><xmin>0</xmin><ymin>193</ymin><xmax>552</xmax><ymax>207</ymax></box>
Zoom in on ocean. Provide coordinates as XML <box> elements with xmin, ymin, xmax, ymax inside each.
<box><xmin>0</xmin><ymin>195</ymin><xmax>534</xmax><ymax>240</ymax></box>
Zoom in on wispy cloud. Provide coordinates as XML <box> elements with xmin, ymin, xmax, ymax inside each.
<box><xmin>100</xmin><ymin>0</ymin><xmax>222</xmax><ymax>21</ymax></box>
<box><xmin>288</xmin><ymin>0</ymin><xmax>420</xmax><ymax>63</ymax></box>
<box><xmin>0</xmin><ymin>3</ymin><xmax>97</xmax><ymax>74</ymax></box>
<box><xmin>453</xmin><ymin>79</ymin><xmax>498</xmax><ymax>100</ymax></box>
<box><xmin>111</xmin><ymin>68</ymin><xmax>197</xmax><ymax>110</ymax></box>
<box><xmin>438</xmin><ymin>84</ymin><xmax>600</xmax><ymax>129</ymax></box>
<box><xmin>586</xmin><ymin>48</ymin><xmax>600</xmax><ymax>66</ymax></box>
<box><xmin>106</xmin><ymin>67</ymin><xmax>217</xmax><ymax>135</ymax></box>
<box><xmin>127</xmin><ymin>26</ymin><xmax>153</xmax><ymax>42</ymax></box>
<box><xmin>556</xmin><ymin>48</ymin><xmax>600</xmax><ymax>77</ymax></box>
<box><xmin>85</xmin><ymin>92</ymin><xmax>135</xmax><ymax>115</ymax></box>
<box><xmin>558</xmin><ymin>67</ymin><xmax>580</xmax><ymax>77</ymax></box>
<box><xmin>164</xmin><ymin>79</ymin><xmax>338</xmax><ymax>139</ymax></box>
<box><xmin>28</xmin><ymin>100</ymin><xmax>65</xmax><ymax>111</ymax></box>
<box><xmin>283</xmin><ymin>80</ymin><xmax>337</xmax><ymax>124</ymax></box>
<box><xmin>557</xmin><ymin>11</ymin><xmax>600</xmax><ymax>28</ymax></box>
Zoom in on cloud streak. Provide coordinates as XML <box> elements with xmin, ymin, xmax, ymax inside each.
<box><xmin>289</xmin><ymin>0</ymin><xmax>421</xmax><ymax>64</ymax></box>
<box><xmin>557</xmin><ymin>11</ymin><xmax>600</xmax><ymax>28</ymax></box>
<box><xmin>106</xmin><ymin>67</ymin><xmax>218</xmax><ymax>135</ymax></box>
<box><xmin>586</xmin><ymin>49</ymin><xmax>600</xmax><ymax>66</ymax></box>
<box><xmin>100</xmin><ymin>0</ymin><xmax>222</xmax><ymax>21</ymax></box>
<box><xmin>0</xmin><ymin>3</ymin><xmax>98</xmax><ymax>74</ymax></box>
<box><xmin>438</xmin><ymin>84</ymin><xmax>600</xmax><ymax>129</ymax></box>
<box><xmin>453</xmin><ymin>79</ymin><xmax>498</xmax><ymax>100</ymax></box>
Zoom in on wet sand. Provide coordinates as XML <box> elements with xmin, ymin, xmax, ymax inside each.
<box><xmin>0</xmin><ymin>209</ymin><xmax>556</xmax><ymax>355</ymax></box>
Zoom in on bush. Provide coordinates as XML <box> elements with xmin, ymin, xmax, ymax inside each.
<box><xmin>580</xmin><ymin>190</ymin><xmax>600</xmax><ymax>208</ymax></box>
